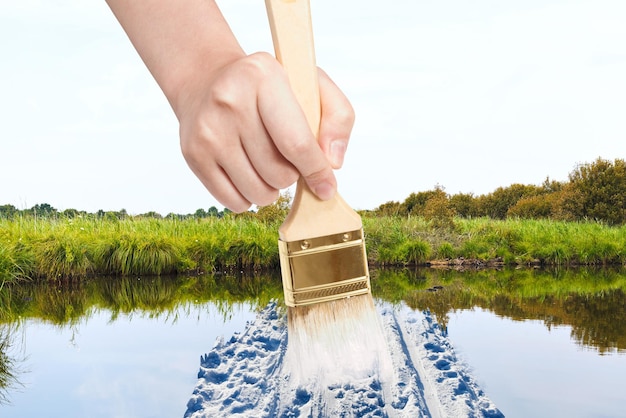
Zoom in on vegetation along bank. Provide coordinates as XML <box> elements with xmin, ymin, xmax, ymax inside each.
<box><xmin>1</xmin><ymin>157</ymin><xmax>625</xmax><ymax>282</ymax></box>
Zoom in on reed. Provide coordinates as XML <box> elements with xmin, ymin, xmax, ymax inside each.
<box><xmin>0</xmin><ymin>215</ymin><xmax>624</xmax><ymax>282</ymax></box>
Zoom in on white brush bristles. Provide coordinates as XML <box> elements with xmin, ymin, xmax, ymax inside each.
<box><xmin>285</xmin><ymin>295</ymin><xmax>393</xmax><ymax>387</ymax></box>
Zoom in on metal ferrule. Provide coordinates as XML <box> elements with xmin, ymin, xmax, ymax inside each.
<box><xmin>279</xmin><ymin>228</ymin><xmax>371</xmax><ymax>307</ymax></box>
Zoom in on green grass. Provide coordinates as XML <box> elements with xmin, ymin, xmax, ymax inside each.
<box><xmin>0</xmin><ymin>215</ymin><xmax>624</xmax><ymax>281</ymax></box>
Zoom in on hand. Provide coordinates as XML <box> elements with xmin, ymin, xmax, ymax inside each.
<box><xmin>177</xmin><ymin>52</ymin><xmax>355</xmax><ymax>213</ymax></box>
<box><xmin>106</xmin><ymin>0</ymin><xmax>354</xmax><ymax>212</ymax></box>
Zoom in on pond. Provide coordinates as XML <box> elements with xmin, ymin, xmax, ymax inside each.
<box><xmin>1</xmin><ymin>268</ymin><xmax>625</xmax><ymax>417</ymax></box>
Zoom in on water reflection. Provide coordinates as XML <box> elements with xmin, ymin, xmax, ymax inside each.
<box><xmin>0</xmin><ymin>273</ymin><xmax>283</xmax><ymax>407</ymax></box>
<box><xmin>1</xmin><ymin>267</ymin><xmax>624</xmax><ymax>367</ymax></box>
<box><xmin>2</xmin><ymin>269</ymin><xmax>624</xmax><ymax>416</ymax></box>
<box><xmin>0</xmin><ymin>273</ymin><xmax>283</xmax><ymax>326</ymax></box>
<box><xmin>0</xmin><ymin>325</ymin><xmax>23</xmax><ymax>405</ymax></box>
<box><xmin>372</xmin><ymin>267</ymin><xmax>626</xmax><ymax>354</ymax></box>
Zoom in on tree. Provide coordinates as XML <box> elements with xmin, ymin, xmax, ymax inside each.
<box><xmin>401</xmin><ymin>185</ymin><xmax>447</xmax><ymax>217</ymax></box>
<box><xmin>560</xmin><ymin>158</ymin><xmax>626</xmax><ymax>225</ymax></box>
<box><xmin>507</xmin><ymin>193</ymin><xmax>559</xmax><ymax>219</ymax></box>
<box><xmin>62</xmin><ymin>208</ymin><xmax>80</xmax><ymax>218</ymax></box>
<box><xmin>423</xmin><ymin>191</ymin><xmax>455</xmax><ymax>228</ymax></box>
<box><xmin>448</xmin><ymin>193</ymin><xmax>477</xmax><ymax>218</ymax></box>
<box><xmin>0</xmin><ymin>204</ymin><xmax>18</xmax><ymax>219</ymax></box>
<box><xmin>374</xmin><ymin>201</ymin><xmax>404</xmax><ymax>217</ymax></box>
<box><xmin>255</xmin><ymin>190</ymin><xmax>292</xmax><ymax>223</ymax></box>
<box><xmin>30</xmin><ymin>203</ymin><xmax>57</xmax><ymax>218</ymax></box>
<box><xmin>194</xmin><ymin>208</ymin><xmax>208</xmax><ymax>218</ymax></box>
<box><xmin>138</xmin><ymin>211</ymin><xmax>162</xmax><ymax>219</ymax></box>
<box><xmin>476</xmin><ymin>184</ymin><xmax>541</xmax><ymax>219</ymax></box>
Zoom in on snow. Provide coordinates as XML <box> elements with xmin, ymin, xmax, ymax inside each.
<box><xmin>185</xmin><ymin>298</ymin><xmax>503</xmax><ymax>417</ymax></box>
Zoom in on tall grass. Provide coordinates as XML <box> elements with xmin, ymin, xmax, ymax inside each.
<box><xmin>0</xmin><ymin>216</ymin><xmax>280</xmax><ymax>281</ymax></box>
<box><xmin>0</xmin><ymin>215</ymin><xmax>624</xmax><ymax>281</ymax></box>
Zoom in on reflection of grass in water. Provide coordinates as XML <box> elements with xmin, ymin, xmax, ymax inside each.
<box><xmin>0</xmin><ymin>325</ymin><xmax>24</xmax><ymax>405</ymax></box>
<box><xmin>375</xmin><ymin>267</ymin><xmax>626</xmax><ymax>354</ymax></box>
<box><xmin>0</xmin><ymin>272</ymin><xmax>284</xmax><ymax>326</ymax></box>
<box><xmin>3</xmin><ymin>267</ymin><xmax>626</xmax><ymax>353</ymax></box>
<box><xmin>98</xmin><ymin>277</ymin><xmax>178</xmax><ymax>316</ymax></box>
<box><xmin>32</xmin><ymin>281</ymin><xmax>91</xmax><ymax>325</ymax></box>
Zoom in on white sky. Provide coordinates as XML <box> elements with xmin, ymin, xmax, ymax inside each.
<box><xmin>1</xmin><ymin>0</ymin><xmax>625</xmax><ymax>215</ymax></box>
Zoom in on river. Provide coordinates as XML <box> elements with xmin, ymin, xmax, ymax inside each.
<box><xmin>1</xmin><ymin>268</ymin><xmax>625</xmax><ymax>417</ymax></box>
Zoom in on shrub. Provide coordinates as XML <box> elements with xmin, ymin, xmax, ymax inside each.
<box><xmin>560</xmin><ymin>158</ymin><xmax>626</xmax><ymax>225</ymax></box>
<box><xmin>436</xmin><ymin>242</ymin><xmax>456</xmax><ymax>259</ymax></box>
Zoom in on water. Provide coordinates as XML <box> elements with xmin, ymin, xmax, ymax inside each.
<box><xmin>1</xmin><ymin>269</ymin><xmax>626</xmax><ymax>417</ymax></box>
<box><xmin>2</xmin><ymin>303</ymin><xmax>255</xmax><ymax>418</ymax></box>
<box><xmin>448</xmin><ymin>309</ymin><xmax>626</xmax><ymax>418</ymax></box>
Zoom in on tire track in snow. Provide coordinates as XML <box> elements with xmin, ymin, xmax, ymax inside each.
<box><xmin>378</xmin><ymin>306</ymin><xmax>431</xmax><ymax>417</ymax></box>
<box><xmin>185</xmin><ymin>302</ymin><xmax>504</xmax><ymax>417</ymax></box>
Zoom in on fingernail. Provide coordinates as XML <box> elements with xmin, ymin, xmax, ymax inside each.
<box><xmin>329</xmin><ymin>140</ymin><xmax>347</xmax><ymax>168</ymax></box>
<box><xmin>314</xmin><ymin>181</ymin><xmax>335</xmax><ymax>200</ymax></box>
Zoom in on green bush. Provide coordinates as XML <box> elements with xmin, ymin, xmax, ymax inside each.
<box><xmin>560</xmin><ymin>158</ymin><xmax>626</xmax><ymax>225</ymax></box>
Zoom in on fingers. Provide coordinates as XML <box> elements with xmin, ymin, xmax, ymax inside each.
<box><xmin>180</xmin><ymin>129</ymin><xmax>255</xmax><ymax>213</ymax></box>
<box><xmin>178</xmin><ymin>53</ymin><xmax>354</xmax><ymax>212</ymax></box>
<box><xmin>256</xmin><ymin>60</ymin><xmax>339</xmax><ymax>200</ymax></box>
<box><xmin>318</xmin><ymin>68</ymin><xmax>355</xmax><ymax>169</ymax></box>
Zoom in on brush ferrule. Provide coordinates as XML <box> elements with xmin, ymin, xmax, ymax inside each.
<box><xmin>279</xmin><ymin>228</ymin><xmax>371</xmax><ymax>307</ymax></box>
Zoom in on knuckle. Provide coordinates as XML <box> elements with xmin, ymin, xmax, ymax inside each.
<box><xmin>210</xmin><ymin>80</ymin><xmax>239</xmax><ymax>111</ymax></box>
<box><xmin>333</xmin><ymin>103</ymin><xmax>355</xmax><ymax>128</ymax></box>
<box><xmin>180</xmin><ymin>122</ymin><xmax>221</xmax><ymax>165</ymax></box>
<box><xmin>304</xmin><ymin>166</ymin><xmax>330</xmax><ymax>184</ymax></box>
<box><xmin>210</xmin><ymin>53</ymin><xmax>281</xmax><ymax>110</ymax></box>
<box><xmin>282</xmin><ymin>136</ymin><xmax>313</xmax><ymax>158</ymax></box>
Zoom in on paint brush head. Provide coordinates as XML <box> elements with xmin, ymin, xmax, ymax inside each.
<box><xmin>285</xmin><ymin>294</ymin><xmax>390</xmax><ymax>384</ymax></box>
<box><xmin>278</xmin><ymin>228</ymin><xmax>371</xmax><ymax>307</ymax></box>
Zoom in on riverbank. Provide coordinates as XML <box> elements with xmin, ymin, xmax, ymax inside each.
<box><xmin>1</xmin><ymin>215</ymin><xmax>625</xmax><ymax>282</ymax></box>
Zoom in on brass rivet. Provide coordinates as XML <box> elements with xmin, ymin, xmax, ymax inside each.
<box><xmin>342</xmin><ymin>233</ymin><xmax>350</xmax><ymax>242</ymax></box>
<box><xmin>301</xmin><ymin>240</ymin><xmax>310</xmax><ymax>250</ymax></box>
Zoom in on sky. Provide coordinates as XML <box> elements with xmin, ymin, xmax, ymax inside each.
<box><xmin>1</xmin><ymin>0</ymin><xmax>625</xmax><ymax>215</ymax></box>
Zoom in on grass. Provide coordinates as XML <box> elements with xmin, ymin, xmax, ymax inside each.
<box><xmin>0</xmin><ymin>215</ymin><xmax>625</xmax><ymax>282</ymax></box>
<box><xmin>0</xmin><ymin>216</ymin><xmax>280</xmax><ymax>282</ymax></box>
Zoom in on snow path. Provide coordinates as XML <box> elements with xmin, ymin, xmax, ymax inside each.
<box><xmin>185</xmin><ymin>301</ymin><xmax>504</xmax><ymax>417</ymax></box>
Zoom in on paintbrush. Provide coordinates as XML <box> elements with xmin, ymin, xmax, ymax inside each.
<box><xmin>264</xmin><ymin>0</ymin><xmax>384</xmax><ymax>383</ymax></box>
<box><xmin>265</xmin><ymin>0</ymin><xmax>371</xmax><ymax>309</ymax></box>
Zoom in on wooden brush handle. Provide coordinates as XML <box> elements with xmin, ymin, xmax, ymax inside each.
<box><xmin>265</xmin><ymin>0</ymin><xmax>362</xmax><ymax>241</ymax></box>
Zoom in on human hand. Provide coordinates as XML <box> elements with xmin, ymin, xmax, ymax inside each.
<box><xmin>176</xmin><ymin>52</ymin><xmax>354</xmax><ymax>213</ymax></box>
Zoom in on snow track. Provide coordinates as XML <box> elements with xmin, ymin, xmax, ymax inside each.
<box><xmin>185</xmin><ymin>302</ymin><xmax>503</xmax><ymax>417</ymax></box>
